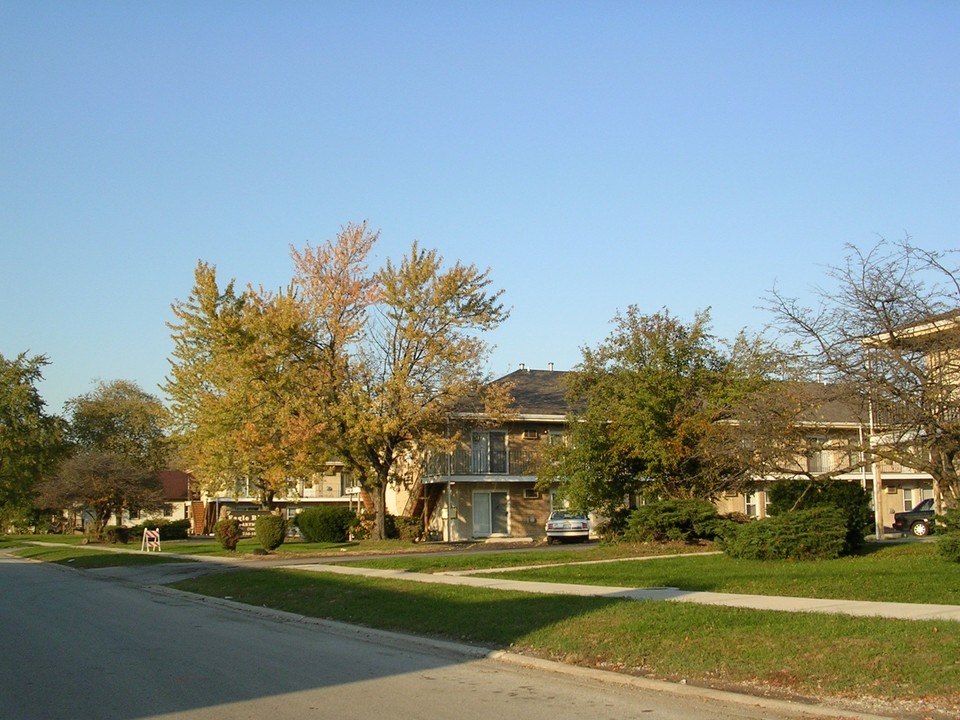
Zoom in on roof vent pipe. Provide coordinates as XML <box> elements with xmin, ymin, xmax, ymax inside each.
<box><xmin>519</xmin><ymin>363</ymin><xmax>526</xmax><ymax>371</ymax></box>
<box><xmin>548</xmin><ymin>362</ymin><xmax>554</xmax><ymax>371</ymax></box>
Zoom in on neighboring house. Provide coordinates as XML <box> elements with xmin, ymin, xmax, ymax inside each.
<box><xmin>191</xmin><ymin>460</ymin><xmax>367</xmax><ymax>535</ymax></box>
<box><xmin>94</xmin><ymin>469</ymin><xmax>195</xmax><ymax>530</ymax></box>
<box><xmin>188</xmin><ymin>347</ymin><xmax>948</xmax><ymax>540</ymax></box>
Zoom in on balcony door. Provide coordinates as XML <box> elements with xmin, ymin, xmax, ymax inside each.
<box><xmin>473</xmin><ymin>490</ymin><xmax>509</xmax><ymax>536</ymax></box>
<box><xmin>472</xmin><ymin>431</ymin><xmax>507</xmax><ymax>474</ymax></box>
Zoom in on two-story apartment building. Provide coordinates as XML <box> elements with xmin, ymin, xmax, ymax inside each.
<box><xmin>417</xmin><ymin>368</ymin><xmax>934</xmax><ymax>541</ymax></box>
<box><xmin>189</xmin><ymin>354</ymin><xmax>942</xmax><ymax>541</ymax></box>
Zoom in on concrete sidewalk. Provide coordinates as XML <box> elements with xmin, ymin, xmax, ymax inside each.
<box><xmin>279</xmin><ymin>561</ymin><xmax>960</xmax><ymax>622</ymax></box>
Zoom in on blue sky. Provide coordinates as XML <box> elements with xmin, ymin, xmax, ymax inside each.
<box><xmin>2</xmin><ymin>1</ymin><xmax>958</xmax><ymax>414</ymax></box>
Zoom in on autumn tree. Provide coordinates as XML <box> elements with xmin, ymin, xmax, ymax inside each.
<box><xmin>768</xmin><ymin>237</ymin><xmax>960</xmax><ymax>511</ymax></box>
<box><xmin>165</xmin><ymin>222</ymin><xmax>508</xmax><ymax>537</ymax></box>
<box><xmin>290</xmin><ymin>222</ymin><xmax>509</xmax><ymax>539</ymax></box>
<box><xmin>165</xmin><ymin>264</ymin><xmax>320</xmax><ymax>508</ymax></box>
<box><xmin>0</xmin><ymin>353</ymin><xmax>66</xmax><ymax>529</ymax></box>
<box><xmin>37</xmin><ymin>380</ymin><xmax>168</xmax><ymax>538</ymax></box>
<box><xmin>539</xmin><ymin>308</ymin><xmax>772</xmax><ymax>516</ymax></box>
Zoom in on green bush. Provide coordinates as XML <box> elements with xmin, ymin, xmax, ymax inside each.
<box><xmin>103</xmin><ymin>526</ymin><xmax>130</xmax><ymax>544</ymax></box>
<box><xmin>622</xmin><ymin>499</ymin><xmax>724</xmax><ymax>543</ymax></box>
<box><xmin>255</xmin><ymin>514</ymin><xmax>287</xmax><ymax>551</ymax></box>
<box><xmin>214</xmin><ymin>518</ymin><xmax>242</xmax><ymax>551</ymax></box>
<box><xmin>392</xmin><ymin>515</ymin><xmax>423</xmax><ymax>542</ymax></box>
<box><xmin>938</xmin><ymin>534</ymin><xmax>960</xmax><ymax>563</ymax></box>
<box><xmin>937</xmin><ymin>508</ymin><xmax>960</xmax><ymax>563</ymax></box>
<box><xmin>294</xmin><ymin>506</ymin><xmax>358</xmax><ymax>543</ymax></box>
<box><xmin>767</xmin><ymin>478</ymin><xmax>872</xmax><ymax>552</ymax></box>
<box><xmin>129</xmin><ymin>519</ymin><xmax>191</xmax><ymax>541</ymax></box>
<box><xmin>722</xmin><ymin>506</ymin><xmax>847</xmax><ymax>561</ymax></box>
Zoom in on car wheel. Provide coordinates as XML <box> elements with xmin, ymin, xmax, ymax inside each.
<box><xmin>911</xmin><ymin>521</ymin><xmax>929</xmax><ymax>537</ymax></box>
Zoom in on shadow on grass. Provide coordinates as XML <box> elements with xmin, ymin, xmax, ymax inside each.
<box><xmin>173</xmin><ymin>568</ymin><xmax>625</xmax><ymax>647</ymax></box>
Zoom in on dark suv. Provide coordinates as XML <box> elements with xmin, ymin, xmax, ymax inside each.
<box><xmin>892</xmin><ymin>498</ymin><xmax>936</xmax><ymax>537</ymax></box>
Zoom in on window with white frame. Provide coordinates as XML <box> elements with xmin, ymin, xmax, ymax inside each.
<box><xmin>745</xmin><ymin>490</ymin><xmax>769</xmax><ymax>519</ymax></box>
<box><xmin>806</xmin><ymin>436</ymin><xmax>830</xmax><ymax>474</ymax></box>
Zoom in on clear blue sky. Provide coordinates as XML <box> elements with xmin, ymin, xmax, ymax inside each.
<box><xmin>3</xmin><ymin>1</ymin><xmax>958</xmax><ymax>414</ymax></box>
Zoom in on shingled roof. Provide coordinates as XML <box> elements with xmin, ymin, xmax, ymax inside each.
<box><xmin>492</xmin><ymin>368</ymin><xmax>572</xmax><ymax>416</ymax></box>
<box><xmin>480</xmin><ymin>370</ymin><xmax>866</xmax><ymax>427</ymax></box>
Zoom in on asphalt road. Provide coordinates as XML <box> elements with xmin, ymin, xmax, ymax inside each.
<box><xmin>0</xmin><ymin>555</ymin><xmax>888</xmax><ymax>720</ymax></box>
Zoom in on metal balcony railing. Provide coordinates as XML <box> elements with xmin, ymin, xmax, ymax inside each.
<box><xmin>423</xmin><ymin>446</ymin><xmax>543</xmax><ymax>477</ymax></box>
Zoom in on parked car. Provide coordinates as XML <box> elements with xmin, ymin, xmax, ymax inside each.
<box><xmin>892</xmin><ymin>498</ymin><xmax>936</xmax><ymax>537</ymax></box>
<box><xmin>545</xmin><ymin>510</ymin><xmax>590</xmax><ymax>542</ymax></box>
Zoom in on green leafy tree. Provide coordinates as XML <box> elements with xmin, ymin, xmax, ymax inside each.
<box><xmin>0</xmin><ymin>353</ymin><xmax>66</xmax><ymax>529</ymax></box>
<box><xmin>37</xmin><ymin>380</ymin><xmax>168</xmax><ymax>537</ymax></box>
<box><xmin>539</xmin><ymin>308</ymin><xmax>771</xmax><ymax>515</ymax></box>
<box><xmin>67</xmin><ymin>380</ymin><xmax>170</xmax><ymax>470</ymax></box>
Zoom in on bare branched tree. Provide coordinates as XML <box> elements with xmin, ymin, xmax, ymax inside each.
<box><xmin>767</xmin><ymin>237</ymin><xmax>960</xmax><ymax>511</ymax></box>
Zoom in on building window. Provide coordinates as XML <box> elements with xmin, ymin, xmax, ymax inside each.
<box><xmin>806</xmin><ymin>436</ymin><xmax>830</xmax><ymax>474</ymax></box>
<box><xmin>745</xmin><ymin>491</ymin><xmax>769</xmax><ymax>519</ymax></box>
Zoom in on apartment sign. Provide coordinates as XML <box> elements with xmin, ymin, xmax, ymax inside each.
<box><xmin>231</xmin><ymin>510</ymin><xmax>273</xmax><ymax>537</ymax></box>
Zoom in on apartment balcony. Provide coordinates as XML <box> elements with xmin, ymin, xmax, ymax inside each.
<box><xmin>423</xmin><ymin>446</ymin><xmax>544</xmax><ymax>480</ymax></box>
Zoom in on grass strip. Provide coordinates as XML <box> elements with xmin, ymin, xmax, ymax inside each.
<box><xmin>171</xmin><ymin>567</ymin><xmax>960</xmax><ymax>713</ymax></box>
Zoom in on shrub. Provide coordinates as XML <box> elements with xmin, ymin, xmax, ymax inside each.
<box><xmin>939</xmin><ymin>534</ymin><xmax>960</xmax><ymax>563</ymax></box>
<box><xmin>722</xmin><ymin>506</ymin><xmax>847</xmax><ymax>561</ymax></box>
<box><xmin>214</xmin><ymin>518</ymin><xmax>242</xmax><ymax>551</ymax></box>
<box><xmin>592</xmin><ymin>508</ymin><xmax>631</xmax><ymax>543</ymax></box>
<box><xmin>255</xmin><ymin>514</ymin><xmax>287</xmax><ymax>551</ymax></box>
<box><xmin>767</xmin><ymin>478</ymin><xmax>872</xmax><ymax>553</ymax></box>
<box><xmin>937</xmin><ymin>508</ymin><xmax>960</xmax><ymax>563</ymax></box>
<box><xmin>392</xmin><ymin>515</ymin><xmax>423</xmax><ymax>542</ymax></box>
<box><xmin>295</xmin><ymin>506</ymin><xmax>358</xmax><ymax>543</ymax></box>
<box><xmin>129</xmin><ymin>519</ymin><xmax>191</xmax><ymax>541</ymax></box>
<box><xmin>103</xmin><ymin>526</ymin><xmax>130</xmax><ymax>544</ymax></box>
<box><xmin>622</xmin><ymin>499</ymin><xmax>724</xmax><ymax>543</ymax></box>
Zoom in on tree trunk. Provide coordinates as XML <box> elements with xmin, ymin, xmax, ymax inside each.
<box><xmin>369</xmin><ymin>481</ymin><xmax>388</xmax><ymax>540</ymax></box>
